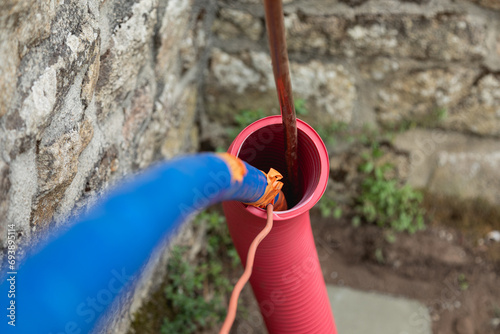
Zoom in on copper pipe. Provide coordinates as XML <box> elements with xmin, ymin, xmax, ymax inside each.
<box><xmin>263</xmin><ymin>0</ymin><xmax>299</xmax><ymax>204</ymax></box>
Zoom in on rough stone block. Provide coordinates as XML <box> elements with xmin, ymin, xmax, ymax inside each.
<box><xmin>0</xmin><ymin>161</ymin><xmax>10</xmax><ymax>246</ymax></box>
<box><xmin>469</xmin><ymin>0</ymin><xmax>500</xmax><ymax>10</ymax></box>
<box><xmin>359</xmin><ymin>57</ymin><xmax>400</xmax><ymax>82</ymax></box>
<box><xmin>33</xmin><ymin>119</ymin><xmax>94</xmax><ymax>228</ymax></box>
<box><xmin>394</xmin><ymin>129</ymin><xmax>500</xmax><ymax>205</ymax></box>
<box><xmin>0</xmin><ymin>0</ymin><xmax>56</xmax><ymax>117</ymax></box>
<box><xmin>0</xmin><ymin>0</ymin><xmax>206</xmax><ymax>331</ymax></box>
<box><xmin>216</xmin><ymin>7</ymin><xmax>490</xmax><ymax>62</ymax></box>
<box><xmin>206</xmin><ymin>49</ymin><xmax>357</xmax><ymax>126</ymax></box>
<box><xmin>375</xmin><ymin>67</ymin><xmax>478</xmax><ymax>126</ymax></box>
<box><xmin>338</xmin><ymin>14</ymin><xmax>488</xmax><ymax>61</ymax></box>
<box><xmin>213</xmin><ymin>8</ymin><xmax>263</xmax><ymax>41</ymax></box>
<box><xmin>95</xmin><ymin>0</ymin><xmax>157</xmax><ymax>123</ymax></box>
<box><xmin>446</xmin><ymin>74</ymin><xmax>500</xmax><ymax>137</ymax></box>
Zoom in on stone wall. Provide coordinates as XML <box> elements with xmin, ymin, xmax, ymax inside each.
<box><xmin>0</xmin><ymin>0</ymin><xmax>214</xmax><ymax>331</ymax></box>
<box><xmin>204</xmin><ymin>0</ymin><xmax>500</xmax><ymax>205</ymax></box>
<box><xmin>2</xmin><ymin>0</ymin><xmax>500</xmax><ymax>331</ymax></box>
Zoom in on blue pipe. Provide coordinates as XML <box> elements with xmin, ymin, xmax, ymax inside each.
<box><xmin>0</xmin><ymin>153</ymin><xmax>280</xmax><ymax>334</ymax></box>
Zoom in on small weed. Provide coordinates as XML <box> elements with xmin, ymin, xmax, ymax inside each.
<box><xmin>318</xmin><ymin>197</ymin><xmax>343</xmax><ymax>219</ymax></box>
<box><xmin>315</xmin><ymin>121</ymin><xmax>349</xmax><ymax>146</ymax></box>
<box><xmin>355</xmin><ymin>150</ymin><xmax>425</xmax><ymax>234</ymax></box>
<box><xmin>370</xmin><ymin>142</ymin><xmax>384</xmax><ymax>159</ymax></box>
<box><xmin>351</xmin><ymin>216</ymin><xmax>361</xmax><ymax>228</ymax></box>
<box><xmin>357</xmin><ymin>123</ymin><xmax>380</xmax><ymax>145</ymax></box>
<box><xmin>161</xmin><ymin>211</ymin><xmax>240</xmax><ymax>334</ymax></box>
<box><xmin>228</xmin><ymin>108</ymin><xmax>266</xmax><ymax>140</ymax></box>
<box><xmin>375</xmin><ymin>248</ymin><xmax>385</xmax><ymax>263</ymax></box>
<box><xmin>435</xmin><ymin>108</ymin><xmax>448</xmax><ymax>121</ymax></box>
<box><xmin>458</xmin><ymin>273</ymin><xmax>469</xmax><ymax>291</ymax></box>
<box><xmin>394</xmin><ymin>108</ymin><xmax>448</xmax><ymax>132</ymax></box>
<box><xmin>384</xmin><ymin>231</ymin><xmax>397</xmax><ymax>244</ymax></box>
<box><xmin>303</xmin><ymin>97</ymin><xmax>426</xmax><ymax>234</ymax></box>
<box><xmin>334</xmin><ymin>207</ymin><xmax>343</xmax><ymax>219</ymax></box>
<box><xmin>396</xmin><ymin>119</ymin><xmax>418</xmax><ymax>132</ymax></box>
<box><xmin>295</xmin><ymin>98</ymin><xmax>308</xmax><ymax>116</ymax></box>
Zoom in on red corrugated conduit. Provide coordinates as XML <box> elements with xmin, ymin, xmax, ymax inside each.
<box><xmin>223</xmin><ymin>116</ymin><xmax>337</xmax><ymax>333</ymax></box>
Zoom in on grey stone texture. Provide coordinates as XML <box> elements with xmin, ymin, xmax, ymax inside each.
<box><xmin>0</xmin><ymin>0</ymin><xmax>207</xmax><ymax>243</ymax></box>
<box><xmin>207</xmin><ymin>0</ymin><xmax>500</xmax><ymax>132</ymax></box>
<box><xmin>207</xmin><ymin>48</ymin><xmax>356</xmax><ymax>125</ymax></box>
<box><xmin>395</xmin><ymin>129</ymin><xmax>500</xmax><ymax>206</ymax></box>
<box><xmin>0</xmin><ymin>0</ymin><xmax>213</xmax><ymax>332</ymax></box>
<box><xmin>470</xmin><ymin>0</ymin><xmax>500</xmax><ymax>10</ymax></box>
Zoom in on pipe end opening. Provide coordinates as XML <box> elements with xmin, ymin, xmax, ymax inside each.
<box><xmin>235</xmin><ymin>120</ymin><xmax>328</xmax><ymax>214</ymax></box>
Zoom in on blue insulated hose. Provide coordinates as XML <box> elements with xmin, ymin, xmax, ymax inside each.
<box><xmin>0</xmin><ymin>153</ymin><xmax>281</xmax><ymax>334</ymax></box>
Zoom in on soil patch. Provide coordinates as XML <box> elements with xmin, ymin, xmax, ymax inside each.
<box><xmin>312</xmin><ymin>207</ymin><xmax>500</xmax><ymax>334</ymax></box>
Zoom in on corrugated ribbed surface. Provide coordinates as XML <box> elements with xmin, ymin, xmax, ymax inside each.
<box><xmin>224</xmin><ymin>116</ymin><xmax>336</xmax><ymax>333</ymax></box>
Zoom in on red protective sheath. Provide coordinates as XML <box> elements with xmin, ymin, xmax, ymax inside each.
<box><xmin>223</xmin><ymin>116</ymin><xmax>337</xmax><ymax>333</ymax></box>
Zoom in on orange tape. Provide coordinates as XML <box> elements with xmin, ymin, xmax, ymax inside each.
<box><xmin>273</xmin><ymin>190</ymin><xmax>288</xmax><ymax>211</ymax></box>
<box><xmin>245</xmin><ymin>168</ymin><xmax>288</xmax><ymax>211</ymax></box>
<box><xmin>217</xmin><ymin>153</ymin><xmax>288</xmax><ymax>210</ymax></box>
<box><xmin>217</xmin><ymin>153</ymin><xmax>247</xmax><ymax>183</ymax></box>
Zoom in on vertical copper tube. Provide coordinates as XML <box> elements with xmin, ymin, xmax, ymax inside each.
<box><xmin>263</xmin><ymin>0</ymin><xmax>299</xmax><ymax>204</ymax></box>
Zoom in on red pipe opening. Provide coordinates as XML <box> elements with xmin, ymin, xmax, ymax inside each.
<box><xmin>223</xmin><ymin>116</ymin><xmax>337</xmax><ymax>333</ymax></box>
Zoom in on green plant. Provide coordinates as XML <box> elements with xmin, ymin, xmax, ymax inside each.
<box><xmin>355</xmin><ymin>157</ymin><xmax>425</xmax><ymax>234</ymax></box>
<box><xmin>351</xmin><ymin>216</ymin><xmax>361</xmax><ymax>227</ymax></box>
<box><xmin>394</xmin><ymin>108</ymin><xmax>448</xmax><ymax>132</ymax></box>
<box><xmin>435</xmin><ymin>107</ymin><xmax>448</xmax><ymax>121</ymax></box>
<box><xmin>228</xmin><ymin>108</ymin><xmax>266</xmax><ymax>140</ymax></box>
<box><xmin>294</xmin><ymin>98</ymin><xmax>308</xmax><ymax>116</ymax></box>
<box><xmin>357</xmin><ymin>123</ymin><xmax>380</xmax><ymax>145</ymax></box>
<box><xmin>384</xmin><ymin>231</ymin><xmax>396</xmax><ymax>244</ymax></box>
<box><xmin>162</xmin><ymin>246</ymin><xmax>224</xmax><ymax>334</ymax></box>
<box><xmin>199</xmin><ymin>211</ymin><xmax>240</xmax><ymax>266</ymax></box>
<box><xmin>315</xmin><ymin>121</ymin><xmax>349</xmax><ymax>146</ymax></box>
<box><xmin>374</xmin><ymin>248</ymin><xmax>385</xmax><ymax>263</ymax></box>
<box><xmin>458</xmin><ymin>273</ymin><xmax>469</xmax><ymax>291</ymax></box>
<box><xmin>161</xmin><ymin>211</ymin><xmax>240</xmax><ymax>334</ymax></box>
<box><xmin>395</xmin><ymin>119</ymin><xmax>417</xmax><ymax>133</ymax></box>
<box><xmin>318</xmin><ymin>197</ymin><xmax>342</xmax><ymax>219</ymax></box>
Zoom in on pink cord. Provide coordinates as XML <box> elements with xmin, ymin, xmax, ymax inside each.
<box><xmin>219</xmin><ymin>204</ymin><xmax>274</xmax><ymax>334</ymax></box>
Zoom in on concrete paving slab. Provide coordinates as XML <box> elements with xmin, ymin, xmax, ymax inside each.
<box><xmin>327</xmin><ymin>285</ymin><xmax>432</xmax><ymax>334</ymax></box>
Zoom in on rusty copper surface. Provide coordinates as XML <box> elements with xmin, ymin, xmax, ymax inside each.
<box><xmin>263</xmin><ymin>0</ymin><xmax>299</xmax><ymax>204</ymax></box>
